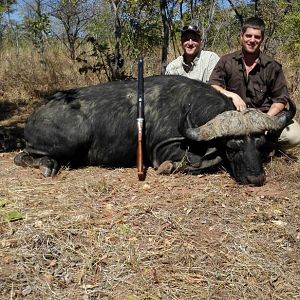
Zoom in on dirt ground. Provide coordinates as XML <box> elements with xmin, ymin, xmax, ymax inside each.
<box><xmin>0</xmin><ymin>96</ymin><xmax>300</xmax><ymax>299</ymax></box>
<box><xmin>0</xmin><ymin>147</ymin><xmax>300</xmax><ymax>299</ymax></box>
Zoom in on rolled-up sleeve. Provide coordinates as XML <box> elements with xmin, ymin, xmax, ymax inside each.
<box><xmin>270</xmin><ymin>64</ymin><xmax>289</xmax><ymax>105</ymax></box>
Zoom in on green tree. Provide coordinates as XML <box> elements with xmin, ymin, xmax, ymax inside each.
<box><xmin>48</xmin><ymin>0</ymin><xmax>100</xmax><ymax>61</ymax></box>
<box><xmin>22</xmin><ymin>0</ymin><xmax>50</xmax><ymax>65</ymax></box>
<box><xmin>84</xmin><ymin>0</ymin><xmax>162</xmax><ymax>79</ymax></box>
<box><xmin>0</xmin><ymin>0</ymin><xmax>17</xmax><ymax>43</ymax></box>
<box><xmin>278</xmin><ymin>0</ymin><xmax>300</xmax><ymax>51</ymax></box>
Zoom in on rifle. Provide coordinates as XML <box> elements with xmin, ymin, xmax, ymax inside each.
<box><xmin>136</xmin><ymin>57</ymin><xmax>145</xmax><ymax>181</ymax></box>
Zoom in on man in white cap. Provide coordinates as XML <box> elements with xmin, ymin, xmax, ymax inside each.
<box><xmin>165</xmin><ymin>24</ymin><xmax>219</xmax><ymax>83</ymax></box>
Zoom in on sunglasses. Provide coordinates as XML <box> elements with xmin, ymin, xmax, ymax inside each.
<box><xmin>182</xmin><ymin>25</ymin><xmax>199</xmax><ymax>31</ymax></box>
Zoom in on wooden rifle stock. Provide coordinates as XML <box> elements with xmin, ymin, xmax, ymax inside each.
<box><xmin>137</xmin><ymin>57</ymin><xmax>145</xmax><ymax>180</ymax></box>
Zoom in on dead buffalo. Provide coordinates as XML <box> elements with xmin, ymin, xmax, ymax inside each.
<box><xmin>14</xmin><ymin>75</ymin><xmax>295</xmax><ymax>186</ymax></box>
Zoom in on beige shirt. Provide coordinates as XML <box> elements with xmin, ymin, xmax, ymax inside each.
<box><xmin>165</xmin><ymin>50</ymin><xmax>220</xmax><ymax>83</ymax></box>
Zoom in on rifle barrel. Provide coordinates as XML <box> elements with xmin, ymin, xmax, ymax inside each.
<box><xmin>137</xmin><ymin>57</ymin><xmax>145</xmax><ymax>180</ymax></box>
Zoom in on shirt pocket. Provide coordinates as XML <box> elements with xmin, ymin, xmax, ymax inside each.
<box><xmin>253</xmin><ymin>86</ymin><xmax>268</xmax><ymax>106</ymax></box>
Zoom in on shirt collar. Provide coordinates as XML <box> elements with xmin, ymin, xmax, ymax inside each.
<box><xmin>182</xmin><ymin>50</ymin><xmax>201</xmax><ymax>66</ymax></box>
<box><xmin>233</xmin><ymin>50</ymin><xmax>272</xmax><ymax>67</ymax></box>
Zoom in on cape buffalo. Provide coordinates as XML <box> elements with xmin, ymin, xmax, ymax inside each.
<box><xmin>14</xmin><ymin>75</ymin><xmax>295</xmax><ymax>186</ymax></box>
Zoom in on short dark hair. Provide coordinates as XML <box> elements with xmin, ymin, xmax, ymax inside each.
<box><xmin>242</xmin><ymin>17</ymin><xmax>265</xmax><ymax>38</ymax></box>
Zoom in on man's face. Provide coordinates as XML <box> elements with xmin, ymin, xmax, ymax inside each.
<box><xmin>240</xmin><ymin>27</ymin><xmax>263</xmax><ymax>54</ymax></box>
<box><xmin>181</xmin><ymin>32</ymin><xmax>201</xmax><ymax>58</ymax></box>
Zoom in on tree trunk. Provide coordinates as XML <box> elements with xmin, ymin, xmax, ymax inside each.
<box><xmin>160</xmin><ymin>0</ymin><xmax>169</xmax><ymax>75</ymax></box>
<box><xmin>226</xmin><ymin>0</ymin><xmax>243</xmax><ymax>26</ymax></box>
<box><xmin>201</xmin><ymin>0</ymin><xmax>216</xmax><ymax>49</ymax></box>
<box><xmin>110</xmin><ymin>0</ymin><xmax>122</xmax><ymax>80</ymax></box>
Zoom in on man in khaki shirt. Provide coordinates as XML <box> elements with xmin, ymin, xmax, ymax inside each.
<box><xmin>165</xmin><ymin>24</ymin><xmax>219</xmax><ymax>83</ymax></box>
<box><xmin>209</xmin><ymin>17</ymin><xmax>300</xmax><ymax>150</ymax></box>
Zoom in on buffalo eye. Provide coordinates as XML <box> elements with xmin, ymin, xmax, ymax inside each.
<box><xmin>226</xmin><ymin>139</ymin><xmax>243</xmax><ymax>150</ymax></box>
<box><xmin>225</xmin><ymin>139</ymin><xmax>243</xmax><ymax>161</ymax></box>
<box><xmin>254</xmin><ymin>135</ymin><xmax>266</xmax><ymax>148</ymax></box>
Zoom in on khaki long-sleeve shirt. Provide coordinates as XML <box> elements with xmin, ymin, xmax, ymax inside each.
<box><xmin>165</xmin><ymin>50</ymin><xmax>220</xmax><ymax>83</ymax></box>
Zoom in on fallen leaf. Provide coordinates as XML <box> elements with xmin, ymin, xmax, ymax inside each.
<box><xmin>4</xmin><ymin>210</ymin><xmax>25</xmax><ymax>222</ymax></box>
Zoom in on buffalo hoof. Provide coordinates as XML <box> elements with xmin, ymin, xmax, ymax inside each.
<box><xmin>14</xmin><ymin>152</ymin><xmax>36</xmax><ymax>167</ymax></box>
<box><xmin>14</xmin><ymin>152</ymin><xmax>59</xmax><ymax>177</ymax></box>
<box><xmin>156</xmin><ymin>160</ymin><xmax>174</xmax><ymax>175</ymax></box>
<box><xmin>39</xmin><ymin>157</ymin><xmax>59</xmax><ymax>177</ymax></box>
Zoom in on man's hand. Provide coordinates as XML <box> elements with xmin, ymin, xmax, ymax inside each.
<box><xmin>224</xmin><ymin>91</ymin><xmax>247</xmax><ymax>111</ymax></box>
<box><xmin>267</xmin><ymin>102</ymin><xmax>285</xmax><ymax>116</ymax></box>
<box><xmin>211</xmin><ymin>85</ymin><xmax>247</xmax><ymax>111</ymax></box>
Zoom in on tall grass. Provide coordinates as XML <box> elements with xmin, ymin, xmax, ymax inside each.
<box><xmin>0</xmin><ymin>44</ymin><xmax>100</xmax><ymax>101</ymax></box>
<box><xmin>0</xmin><ymin>42</ymin><xmax>299</xmax><ymax>107</ymax></box>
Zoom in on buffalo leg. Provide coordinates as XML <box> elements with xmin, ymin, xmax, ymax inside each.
<box><xmin>156</xmin><ymin>160</ymin><xmax>200</xmax><ymax>175</ymax></box>
<box><xmin>14</xmin><ymin>152</ymin><xmax>60</xmax><ymax>177</ymax></box>
<box><xmin>156</xmin><ymin>160</ymin><xmax>175</xmax><ymax>175</ymax></box>
<box><xmin>156</xmin><ymin>151</ymin><xmax>222</xmax><ymax>175</ymax></box>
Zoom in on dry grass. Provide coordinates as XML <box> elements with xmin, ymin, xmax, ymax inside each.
<box><xmin>0</xmin><ymin>45</ymin><xmax>100</xmax><ymax>101</ymax></box>
<box><xmin>0</xmin><ymin>44</ymin><xmax>300</xmax><ymax>299</ymax></box>
<box><xmin>0</xmin><ymin>150</ymin><xmax>300</xmax><ymax>299</ymax></box>
<box><xmin>0</xmin><ymin>44</ymin><xmax>163</xmax><ymax>102</ymax></box>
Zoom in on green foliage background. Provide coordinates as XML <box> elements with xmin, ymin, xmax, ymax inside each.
<box><xmin>0</xmin><ymin>0</ymin><xmax>299</xmax><ymax>98</ymax></box>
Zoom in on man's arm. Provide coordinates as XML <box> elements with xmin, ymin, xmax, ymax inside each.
<box><xmin>209</xmin><ymin>55</ymin><xmax>247</xmax><ymax>112</ymax></box>
<box><xmin>265</xmin><ymin>63</ymin><xmax>289</xmax><ymax>116</ymax></box>
<box><xmin>211</xmin><ymin>84</ymin><xmax>247</xmax><ymax>112</ymax></box>
<box><xmin>267</xmin><ymin>102</ymin><xmax>285</xmax><ymax>116</ymax></box>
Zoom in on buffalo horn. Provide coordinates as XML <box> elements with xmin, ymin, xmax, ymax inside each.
<box><xmin>183</xmin><ymin>108</ymin><xmax>289</xmax><ymax>141</ymax></box>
